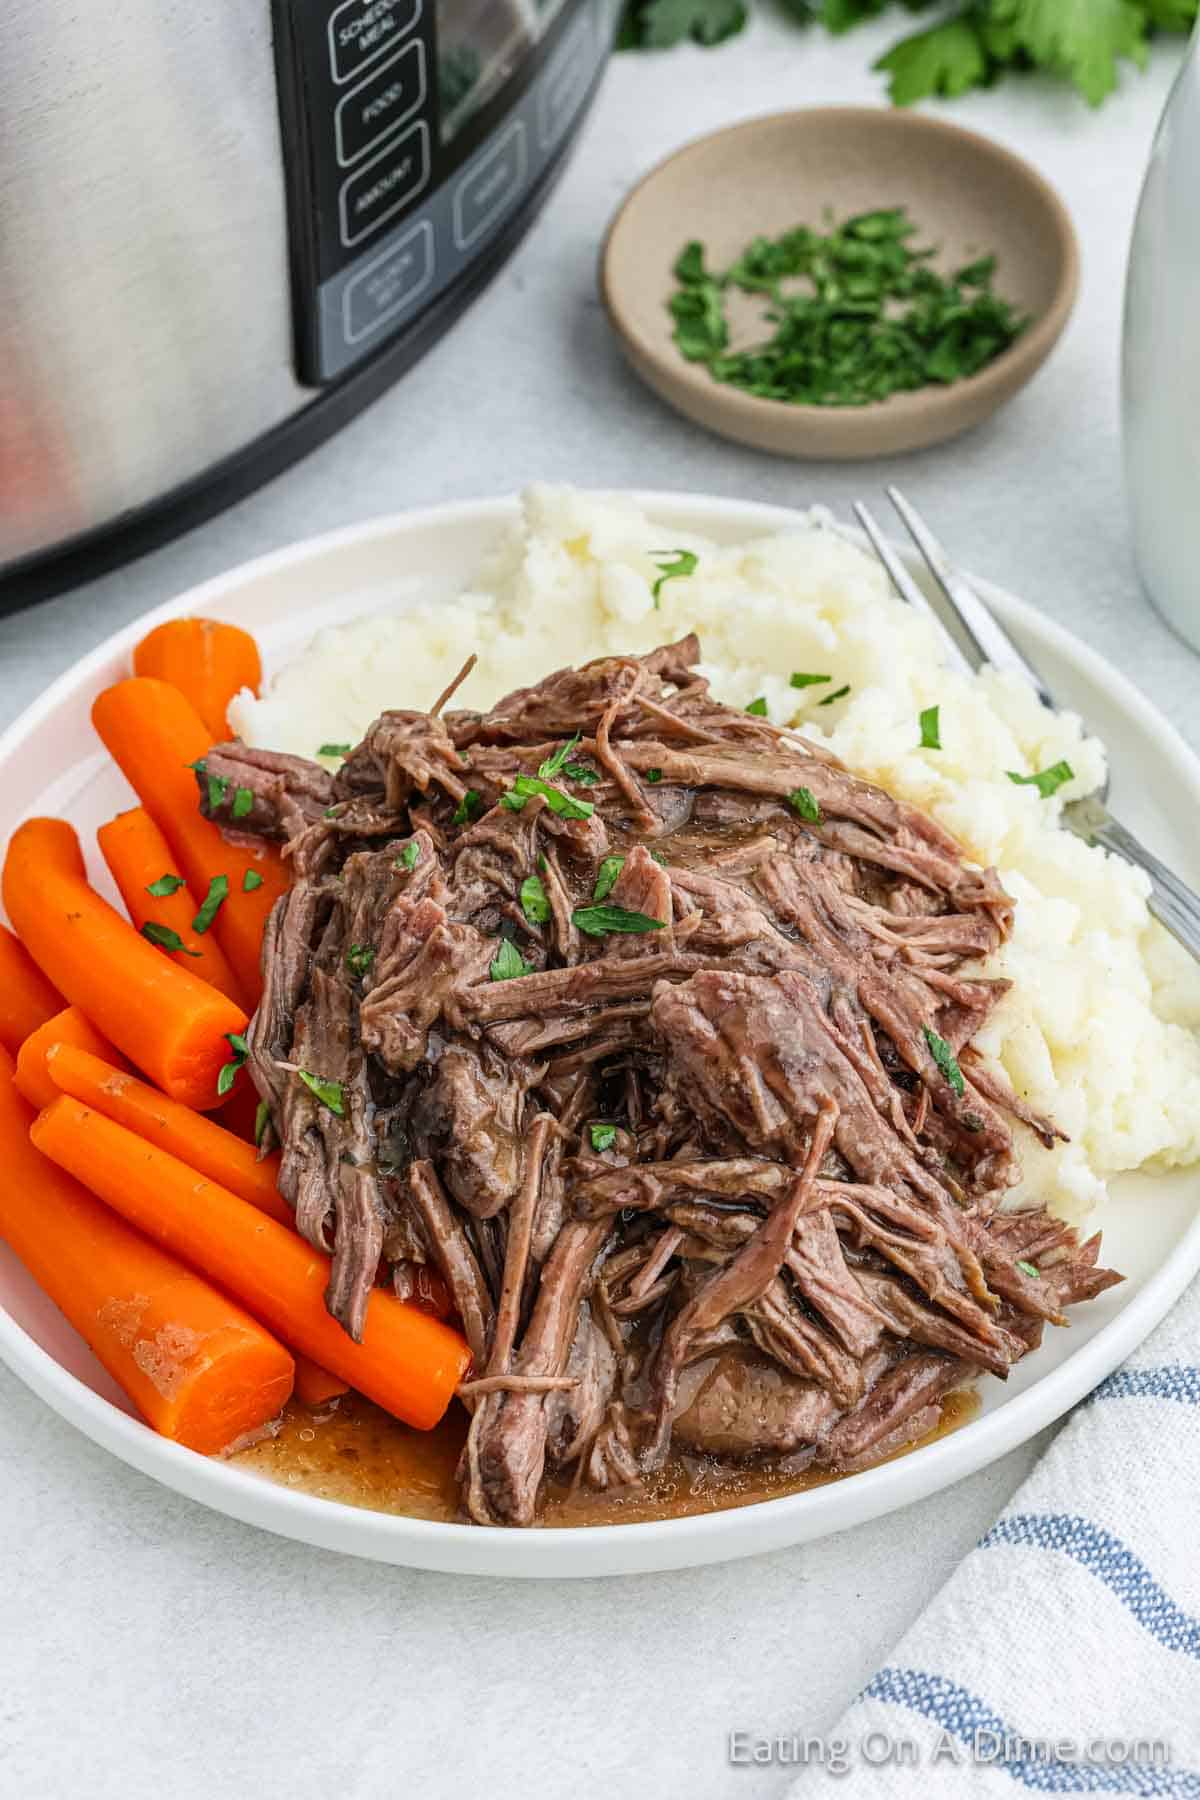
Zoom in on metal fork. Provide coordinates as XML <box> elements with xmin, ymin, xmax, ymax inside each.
<box><xmin>852</xmin><ymin>487</ymin><xmax>1200</xmax><ymax>962</ymax></box>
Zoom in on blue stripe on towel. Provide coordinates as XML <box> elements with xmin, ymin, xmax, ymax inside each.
<box><xmin>864</xmin><ymin>1668</ymin><xmax>1200</xmax><ymax>1795</ymax></box>
<box><xmin>978</xmin><ymin>1516</ymin><xmax>1200</xmax><ymax>1659</ymax></box>
<box><xmin>1088</xmin><ymin>1366</ymin><xmax>1200</xmax><ymax>1408</ymax></box>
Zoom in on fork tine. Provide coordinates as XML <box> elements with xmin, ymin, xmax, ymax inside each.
<box><xmin>851</xmin><ymin>502</ymin><xmax>975</xmax><ymax>679</ymax></box>
<box><xmin>886</xmin><ymin>486</ymin><xmax>1056</xmax><ymax>709</ymax></box>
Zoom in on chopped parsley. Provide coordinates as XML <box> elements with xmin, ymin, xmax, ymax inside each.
<box><xmin>650</xmin><ymin>548</ymin><xmax>698</xmax><ymax>607</ymax></box>
<box><xmin>563</xmin><ymin>762</ymin><xmax>600</xmax><ymax>786</ymax></box>
<box><xmin>1016</xmin><ymin>1260</ymin><xmax>1041</xmax><ymax>1280</ymax></box>
<box><xmin>788</xmin><ymin>787</ymin><xmax>822</xmax><ymax>825</ymax></box>
<box><xmin>593</xmin><ymin>854</ymin><xmax>626</xmax><ymax>902</ymax></box>
<box><xmin>206</xmin><ymin>771</ymin><xmax>230</xmax><ymax>812</ymax></box>
<box><xmin>398</xmin><ymin>841</ymin><xmax>421</xmax><ymax>871</ymax></box>
<box><xmin>297</xmin><ymin>1069</ymin><xmax>345</xmax><ymax>1116</ymax></box>
<box><xmin>451</xmin><ymin>789</ymin><xmax>481</xmax><ymax>826</ymax></box>
<box><xmin>538</xmin><ymin>733</ymin><xmax>582</xmax><ymax>781</ymax></box>
<box><xmin>500</xmin><ymin>775</ymin><xmax>594</xmax><ymax>820</ymax></box>
<box><xmin>923</xmin><ymin>1025</ymin><xmax>965</xmax><ymax>1098</ymax></box>
<box><xmin>231</xmin><ymin>787</ymin><xmax>254</xmax><ymax>820</ymax></box>
<box><xmin>745</xmin><ymin>696</ymin><xmax>768</xmax><ymax>717</ymax></box>
<box><xmin>645</xmin><ymin>768</ymin><xmax>663</xmax><ymax>784</ymax></box>
<box><xmin>345</xmin><ymin>943</ymin><xmax>375</xmax><ymax>978</ymax></box>
<box><xmin>490</xmin><ymin>938</ymin><xmax>532</xmax><ymax>982</ymax></box>
<box><xmin>242</xmin><ymin>869</ymin><xmax>264</xmax><ymax>893</ymax></box>
<box><xmin>919</xmin><ymin>705</ymin><xmax>942</xmax><ymax>750</ymax></box>
<box><xmin>192</xmin><ymin>874</ymin><xmax>229</xmax><ymax>935</ymax></box>
<box><xmin>1007</xmin><ymin>761</ymin><xmax>1074</xmax><ymax>799</ymax></box>
<box><xmin>589</xmin><ymin>1123</ymin><xmax>618</xmax><ymax>1153</ymax></box>
<box><xmin>818</xmin><ymin>684</ymin><xmax>851</xmax><ymax>707</ymax></box>
<box><xmin>318</xmin><ymin>743</ymin><xmax>351</xmax><ymax>757</ymax></box>
<box><xmin>141</xmin><ymin>921</ymin><xmax>200</xmax><ymax>957</ymax></box>
<box><xmin>572</xmin><ymin>904</ymin><xmax>667</xmax><ymax>938</ymax></box>
<box><xmin>217</xmin><ymin>1031</ymin><xmax>249</xmax><ymax>1097</ymax></box>
<box><xmin>145</xmin><ymin>873</ymin><xmax>186</xmax><ymax>897</ymax></box>
<box><xmin>520</xmin><ymin>874</ymin><xmax>551</xmax><ymax>924</ymax></box>
<box><xmin>253</xmin><ymin>1100</ymin><xmax>271</xmax><ymax>1148</ymax></box>
<box><xmin>790</xmin><ymin>672</ymin><xmax>832</xmax><ymax>691</ymax></box>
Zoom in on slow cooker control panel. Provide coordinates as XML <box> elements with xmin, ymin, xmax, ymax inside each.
<box><xmin>273</xmin><ymin>0</ymin><xmax>615</xmax><ymax>383</ymax></box>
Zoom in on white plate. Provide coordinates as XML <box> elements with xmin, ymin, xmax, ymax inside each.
<box><xmin>2</xmin><ymin>492</ymin><xmax>1198</xmax><ymax>1580</ymax></box>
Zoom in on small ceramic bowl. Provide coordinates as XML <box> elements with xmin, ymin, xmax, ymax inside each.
<box><xmin>600</xmin><ymin>108</ymin><xmax>1079</xmax><ymax>460</ymax></box>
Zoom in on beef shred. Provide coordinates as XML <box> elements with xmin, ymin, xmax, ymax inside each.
<box><xmin>201</xmin><ymin>636</ymin><xmax>1122</xmax><ymax>1525</ymax></box>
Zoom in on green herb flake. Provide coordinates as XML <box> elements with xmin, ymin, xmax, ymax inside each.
<box><xmin>589</xmin><ymin>1123</ymin><xmax>618</xmax><ymax>1153</ymax></box>
<box><xmin>502</xmin><ymin>775</ymin><xmax>594</xmax><ymax>821</ymax></box>
<box><xmin>345</xmin><ymin>943</ymin><xmax>375</xmax><ymax>978</ymax></box>
<box><xmin>645</xmin><ymin>768</ymin><xmax>663</xmax><ymax>784</ymax></box>
<box><xmin>1006</xmin><ymin>761</ymin><xmax>1074</xmax><ymax>799</ymax></box>
<box><xmin>297</xmin><ymin>1069</ymin><xmax>345</xmax><ymax>1116</ymax></box>
<box><xmin>919</xmin><ymin>705</ymin><xmax>942</xmax><ymax>750</ymax></box>
<box><xmin>490</xmin><ymin>938</ymin><xmax>532</xmax><ymax>982</ymax></box>
<box><xmin>140</xmin><ymin>921</ymin><xmax>200</xmax><ymax>957</ymax></box>
<box><xmin>788</xmin><ymin>787</ymin><xmax>822</xmax><ymax>825</ymax></box>
<box><xmin>317</xmin><ymin>743</ymin><xmax>352</xmax><ymax>758</ymax></box>
<box><xmin>452</xmin><ymin>789</ymin><xmax>482</xmax><ymax>826</ymax></box>
<box><xmin>253</xmin><ymin>1100</ymin><xmax>271</xmax><ymax>1148</ymax></box>
<box><xmin>192</xmin><ymin>874</ymin><xmax>229</xmax><ymax>935</ymax></box>
<box><xmin>243</xmin><ymin>869</ymin><xmax>264</xmax><ymax>893</ymax></box>
<box><xmin>537</xmin><ymin>733</ymin><xmax>582</xmax><ymax>781</ymax></box>
<box><xmin>745</xmin><ymin>696</ymin><xmax>768</xmax><ymax>717</ymax></box>
<box><xmin>399</xmin><ymin>841</ymin><xmax>421</xmax><ymax>871</ymax></box>
<box><xmin>923</xmin><ymin>1025</ymin><xmax>965</xmax><ymax>1098</ymax></box>
<box><xmin>1016</xmin><ymin>1259</ymin><xmax>1041</xmax><ymax>1280</ymax></box>
<box><xmin>563</xmin><ymin>762</ymin><xmax>600</xmax><ymax>786</ymax></box>
<box><xmin>145</xmin><ymin>873</ymin><xmax>186</xmax><ymax>897</ymax></box>
<box><xmin>520</xmin><ymin>874</ymin><xmax>552</xmax><ymax>924</ymax></box>
<box><xmin>593</xmin><ymin>854</ymin><xmax>626</xmax><ymax>902</ymax></box>
<box><xmin>650</xmin><ymin>548</ymin><xmax>698</xmax><ymax>607</ymax></box>
<box><xmin>790</xmin><ymin>672</ymin><xmax>832</xmax><ymax>691</ymax></box>
<box><xmin>818</xmin><ymin>684</ymin><xmax>851</xmax><ymax>707</ymax></box>
<box><xmin>572</xmin><ymin>904</ymin><xmax>667</xmax><ymax>939</ymax></box>
<box><xmin>206</xmin><ymin>772</ymin><xmax>230</xmax><ymax>812</ymax></box>
<box><xmin>216</xmin><ymin>1031</ymin><xmax>249</xmax><ymax>1098</ymax></box>
<box><xmin>231</xmin><ymin>786</ymin><xmax>255</xmax><ymax>820</ymax></box>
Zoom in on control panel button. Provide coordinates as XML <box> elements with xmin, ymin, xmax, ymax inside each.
<box><xmin>335</xmin><ymin>40</ymin><xmax>425</xmax><ymax>167</ymax></box>
<box><xmin>342</xmin><ymin>219</ymin><xmax>435</xmax><ymax>344</ymax></box>
<box><xmin>327</xmin><ymin>0</ymin><xmax>421</xmax><ymax>87</ymax></box>
<box><xmin>538</xmin><ymin>16</ymin><xmax>593</xmax><ymax>151</ymax></box>
<box><xmin>338</xmin><ymin>120</ymin><xmax>430</xmax><ymax>247</ymax></box>
<box><xmin>453</xmin><ymin>121</ymin><xmax>528</xmax><ymax>252</ymax></box>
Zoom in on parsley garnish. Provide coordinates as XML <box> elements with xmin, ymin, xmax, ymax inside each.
<box><xmin>231</xmin><ymin>786</ymin><xmax>254</xmax><ymax>820</ymax></box>
<box><xmin>650</xmin><ymin>549</ymin><xmax>698</xmax><ymax>607</ymax></box>
<box><xmin>217</xmin><ymin>1031</ymin><xmax>249</xmax><ymax>1097</ymax></box>
<box><xmin>318</xmin><ymin>743</ymin><xmax>351</xmax><ymax>757</ymax></box>
<box><xmin>572</xmin><ymin>905</ymin><xmax>667</xmax><ymax>938</ymax></box>
<box><xmin>1016</xmin><ymin>1259</ymin><xmax>1041</xmax><ymax>1280</ymax></box>
<box><xmin>538</xmin><ymin>734</ymin><xmax>582</xmax><ymax>780</ymax></box>
<box><xmin>141</xmin><ymin>921</ymin><xmax>200</xmax><ymax>957</ymax></box>
<box><xmin>206</xmin><ymin>771</ymin><xmax>230</xmax><ymax>812</ymax></box>
<box><xmin>145</xmin><ymin>873</ymin><xmax>185</xmax><ymax>897</ymax></box>
<box><xmin>1007</xmin><ymin>761</ymin><xmax>1074</xmax><ymax>799</ymax></box>
<box><xmin>192</xmin><ymin>874</ymin><xmax>229</xmax><ymax>935</ymax></box>
<box><xmin>788</xmin><ymin>787</ymin><xmax>822</xmax><ymax>825</ymax></box>
<box><xmin>790</xmin><ymin>672</ymin><xmax>832</xmax><ymax>691</ymax></box>
<box><xmin>399</xmin><ymin>841</ymin><xmax>421</xmax><ymax>871</ymax></box>
<box><xmin>345</xmin><ymin>943</ymin><xmax>375</xmax><ymax>978</ymax></box>
<box><xmin>500</xmin><ymin>775</ymin><xmax>594</xmax><ymax>820</ymax></box>
<box><xmin>593</xmin><ymin>854</ymin><xmax>626</xmax><ymax>902</ymax></box>
<box><xmin>589</xmin><ymin>1123</ymin><xmax>618</xmax><ymax>1153</ymax></box>
<box><xmin>520</xmin><ymin>874</ymin><xmax>551</xmax><ymax>924</ymax></box>
<box><xmin>297</xmin><ymin>1069</ymin><xmax>345</xmax><ymax>1116</ymax></box>
<box><xmin>645</xmin><ymin>768</ymin><xmax>663</xmax><ymax>784</ymax></box>
<box><xmin>745</xmin><ymin>697</ymin><xmax>768</xmax><ymax>717</ymax></box>
<box><xmin>253</xmin><ymin>1100</ymin><xmax>271</xmax><ymax>1148</ymax></box>
<box><xmin>490</xmin><ymin>938</ymin><xmax>532</xmax><ymax>981</ymax></box>
<box><xmin>452</xmin><ymin>789</ymin><xmax>481</xmax><ymax>826</ymax></box>
<box><xmin>563</xmin><ymin>762</ymin><xmax>600</xmax><ymax>785</ymax></box>
<box><xmin>818</xmin><ymin>684</ymin><xmax>851</xmax><ymax>707</ymax></box>
<box><xmin>919</xmin><ymin>705</ymin><xmax>942</xmax><ymax>750</ymax></box>
<box><xmin>923</xmin><ymin>1025</ymin><xmax>965</xmax><ymax>1097</ymax></box>
<box><xmin>243</xmin><ymin>869</ymin><xmax>264</xmax><ymax>892</ymax></box>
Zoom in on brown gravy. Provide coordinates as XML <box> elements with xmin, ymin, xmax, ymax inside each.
<box><xmin>230</xmin><ymin>1386</ymin><xmax>980</xmax><ymax>1528</ymax></box>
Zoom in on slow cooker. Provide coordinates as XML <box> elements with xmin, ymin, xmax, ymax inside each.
<box><xmin>0</xmin><ymin>0</ymin><xmax>617</xmax><ymax>603</ymax></box>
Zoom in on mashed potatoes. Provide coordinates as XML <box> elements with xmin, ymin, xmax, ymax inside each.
<box><xmin>231</xmin><ymin>487</ymin><xmax>1200</xmax><ymax>1220</ymax></box>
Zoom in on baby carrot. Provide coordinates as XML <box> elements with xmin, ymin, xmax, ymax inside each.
<box><xmin>15</xmin><ymin>1007</ymin><xmax>130</xmax><ymax>1111</ymax></box>
<box><xmin>0</xmin><ymin>1050</ymin><xmax>293</xmax><ymax>1455</ymax></box>
<box><xmin>133</xmin><ymin>617</ymin><xmax>262</xmax><ymax>742</ymax></box>
<box><xmin>98</xmin><ymin>806</ymin><xmax>246</xmax><ymax>1007</ymax></box>
<box><xmin>91</xmin><ymin>678</ymin><xmax>288</xmax><ymax>1002</ymax></box>
<box><xmin>2</xmin><ymin>818</ymin><xmax>248</xmax><ymax>1111</ymax></box>
<box><xmin>0</xmin><ymin>921</ymin><xmax>64</xmax><ymax>1055</ymax></box>
<box><xmin>33</xmin><ymin>1097</ymin><xmax>472</xmax><ymax>1430</ymax></box>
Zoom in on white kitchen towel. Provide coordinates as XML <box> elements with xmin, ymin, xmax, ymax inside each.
<box><xmin>784</xmin><ymin>1279</ymin><xmax>1200</xmax><ymax>1797</ymax></box>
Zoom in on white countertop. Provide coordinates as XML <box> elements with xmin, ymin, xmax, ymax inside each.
<box><xmin>1</xmin><ymin>17</ymin><xmax>1194</xmax><ymax>1799</ymax></box>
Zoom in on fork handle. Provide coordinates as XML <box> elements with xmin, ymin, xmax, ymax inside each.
<box><xmin>1089</xmin><ymin>810</ymin><xmax>1200</xmax><ymax>963</ymax></box>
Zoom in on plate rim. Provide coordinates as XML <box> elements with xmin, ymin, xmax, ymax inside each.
<box><xmin>2</xmin><ymin>488</ymin><xmax>1197</xmax><ymax>1579</ymax></box>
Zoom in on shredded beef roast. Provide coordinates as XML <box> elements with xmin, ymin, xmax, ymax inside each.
<box><xmin>202</xmin><ymin>636</ymin><xmax>1122</xmax><ymax>1524</ymax></box>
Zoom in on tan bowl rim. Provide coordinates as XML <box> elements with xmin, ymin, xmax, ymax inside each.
<box><xmin>599</xmin><ymin>105</ymin><xmax>1081</xmax><ymax>431</ymax></box>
